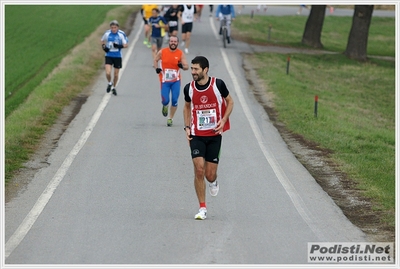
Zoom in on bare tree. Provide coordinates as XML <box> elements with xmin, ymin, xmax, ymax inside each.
<box><xmin>344</xmin><ymin>5</ymin><xmax>374</xmax><ymax>61</ymax></box>
<box><xmin>301</xmin><ymin>5</ymin><xmax>326</xmax><ymax>48</ymax></box>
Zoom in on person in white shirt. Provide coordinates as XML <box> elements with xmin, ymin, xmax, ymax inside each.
<box><xmin>178</xmin><ymin>5</ymin><xmax>196</xmax><ymax>54</ymax></box>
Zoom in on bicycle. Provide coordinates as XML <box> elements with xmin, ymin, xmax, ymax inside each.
<box><xmin>220</xmin><ymin>17</ymin><xmax>228</xmax><ymax>48</ymax></box>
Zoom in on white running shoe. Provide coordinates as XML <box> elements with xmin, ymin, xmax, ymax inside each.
<box><xmin>209</xmin><ymin>180</ymin><xmax>219</xmax><ymax>196</ymax></box>
<box><xmin>184</xmin><ymin>48</ymin><xmax>189</xmax><ymax>54</ymax></box>
<box><xmin>195</xmin><ymin>207</ymin><xmax>207</xmax><ymax>220</ymax></box>
<box><xmin>180</xmin><ymin>41</ymin><xmax>185</xmax><ymax>47</ymax></box>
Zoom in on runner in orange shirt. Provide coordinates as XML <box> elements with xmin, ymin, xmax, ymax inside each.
<box><xmin>153</xmin><ymin>35</ymin><xmax>189</xmax><ymax>126</ymax></box>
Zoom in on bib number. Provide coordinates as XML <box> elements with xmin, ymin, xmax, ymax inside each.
<box><xmin>197</xmin><ymin>109</ymin><xmax>217</xmax><ymax>130</ymax></box>
<box><xmin>163</xmin><ymin>69</ymin><xmax>178</xmax><ymax>81</ymax></box>
<box><xmin>184</xmin><ymin>14</ymin><xmax>193</xmax><ymax>21</ymax></box>
<box><xmin>169</xmin><ymin>21</ymin><xmax>178</xmax><ymax>27</ymax></box>
<box><xmin>109</xmin><ymin>41</ymin><xmax>119</xmax><ymax>52</ymax></box>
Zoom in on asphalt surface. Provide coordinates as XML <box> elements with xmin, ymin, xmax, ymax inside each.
<box><xmin>5</xmin><ymin>5</ymin><xmax>388</xmax><ymax>266</ymax></box>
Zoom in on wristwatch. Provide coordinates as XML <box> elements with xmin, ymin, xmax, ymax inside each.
<box><xmin>184</xmin><ymin>126</ymin><xmax>190</xmax><ymax>131</ymax></box>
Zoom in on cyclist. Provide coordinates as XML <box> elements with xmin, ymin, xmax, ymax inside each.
<box><xmin>215</xmin><ymin>5</ymin><xmax>235</xmax><ymax>44</ymax></box>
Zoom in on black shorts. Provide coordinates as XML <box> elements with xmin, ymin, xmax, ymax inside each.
<box><xmin>190</xmin><ymin>135</ymin><xmax>222</xmax><ymax>164</ymax></box>
<box><xmin>181</xmin><ymin>22</ymin><xmax>193</xmax><ymax>33</ymax></box>
<box><xmin>143</xmin><ymin>17</ymin><xmax>149</xmax><ymax>24</ymax></box>
<box><xmin>105</xmin><ymin>56</ymin><xmax>122</xmax><ymax>69</ymax></box>
<box><xmin>169</xmin><ymin>26</ymin><xmax>178</xmax><ymax>33</ymax></box>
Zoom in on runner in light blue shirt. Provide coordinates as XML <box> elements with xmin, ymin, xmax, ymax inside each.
<box><xmin>100</xmin><ymin>20</ymin><xmax>128</xmax><ymax>96</ymax></box>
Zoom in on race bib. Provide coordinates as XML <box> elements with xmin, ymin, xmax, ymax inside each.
<box><xmin>169</xmin><ymin>20</ymin><xmax>178</xmax><ymax>27</ymax></box>
<box><xmin>196</xmin><ymin>109</ymin><xmax>217</xmax><ymax>130</ymax></box>
<box><xmin>184</xmin><ymin>13</ymin><xmax>193</xmax><ymax>21</ymax></box>
<box><xmin>163</xmin><ymin>69</ymin><xmax>178</xmax><ymax>81</ymax></box>
<box><xmin>108</xmin><ymin>41</ymin><xmax>119</xmax><ymax>52</ymax></box>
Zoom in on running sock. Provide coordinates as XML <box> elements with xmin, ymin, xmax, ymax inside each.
<box><xmin>200</xmin><ymin>202</ymin><xmax>206</xmax><ymax>208</ymax></box>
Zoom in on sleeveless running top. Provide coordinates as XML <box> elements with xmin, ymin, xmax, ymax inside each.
<box><xmin>158</xmin><ymin>48</ymin><xmax>183</xmax><ymax>83</ymax></box>
<box><xmin>181</xmin><ymin>5</ymin><xmax>195</xmax><ymax>23</ymax></box>
<box><xmin>187</xmin><ymin>77</ymin><xmax>230</xmax><ymax>136</ymax></box>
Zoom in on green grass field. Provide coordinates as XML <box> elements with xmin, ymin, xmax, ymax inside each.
<box><xmin>233</xmin><ymin>14</ymin><xmax>395</xmax><ymax>226</ymax></box>
<box><xmin>5</xmin><ymin>5</ymin><xmax>118</xmax><ymax>118</ymax></box>
<box><xmin>232</xmin><ymin>15</ymin><xmax>395</xmax><ymax>57</ymax></box>
<box><xmin>5</xmin><ymin>5</ymin><xmax>139</xmax><ymax>182</ymax></box>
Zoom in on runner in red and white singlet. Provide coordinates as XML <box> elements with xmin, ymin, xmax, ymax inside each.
<box><xmin>183</xmin><ymin>56</ymin><xmax>234</xmax><ymax>220</ymax></box>
<box><xmin>185</xmin><ymin>76</ymin><xmax>230</xmax><ymax>136</ymax></box>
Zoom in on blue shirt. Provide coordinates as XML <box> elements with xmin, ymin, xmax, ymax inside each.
<box><xmin>216</xmin><ymin>5</ymin><xmax>235</xmax><ymax>18</ymax></box>
<box><xmin>148</xmin><ymin>16</ymin><xmax>168</xmax><ymax>38</ymax></box>
<box><xmin>101</xmin><ymin>29</ymin><xmax>128</xmax><ymax>58</ymax></box>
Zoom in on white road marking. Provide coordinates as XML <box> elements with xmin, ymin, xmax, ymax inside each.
<box><xmin>5</xmin><ymin>21</ymin><xmax>143</xmax><ymax>259</ymax></box>
<box><xmin>211</xmin><ymin>16</ymin><xmax>325</xmax><ymax>240</ymax></box>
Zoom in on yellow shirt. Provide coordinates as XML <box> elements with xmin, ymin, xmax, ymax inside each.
<box><xmin>142</xmin><ymin>4</ymin><xmax>159</xmax><ymax>20</ymax></box>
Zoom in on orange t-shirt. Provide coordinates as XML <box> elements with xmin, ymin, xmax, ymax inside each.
<box><xmin>158</xmin><ymin>48</ymin><xmax>183</xmax><ymax>83</ymax></box>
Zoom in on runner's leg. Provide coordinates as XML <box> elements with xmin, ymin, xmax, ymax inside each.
<box><xmin>105</xmin><ymin>64</ymin><xmax>112</xmax><ymax>83</ymax></box>
<box><xmin>161</xmin><ymin>82</ymin><xmax>170</xmax><ymax>106</ymax></box>
<box><xmin>169</xmin><ymin>80</ymin><xmax>180</xmax><ymax>120</ymax></box>
<box><xmin>204</xmin><ymin>135</ymin><xmax>222</xmax><ymax>183</ymax></box>
<box><xmin>113</xmin><ymin>68</ymin><xmax>120</xmax><ymax>87</ymax></box>
<box><xmin>185</xmin><ymin>31</ymin><xmax>191</xmax><ymax>49</ymax></box>
<box><xmin>191</xmin><ymin>137</ymin><xmax>207</xmax><ymax>205</ymax></box>
<box><xmin>193</xmin><ymin>157</ymin><xmax>206</xmax><ymax>204</ymax></box>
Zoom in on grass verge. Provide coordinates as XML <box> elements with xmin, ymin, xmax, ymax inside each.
<box><xmin>232</xmin><ymin>14</ymin><xmax>395</xmax><ymax>57</ymax></box>
<box><xmin>5</xmin><ymin>5</ymin><xmax>140</xmax><ymax>183</ymax></box>
<box><xmin>233</xmin><ymin>13</ymin><xmax>395</xmax><ymax>228</ymax></box>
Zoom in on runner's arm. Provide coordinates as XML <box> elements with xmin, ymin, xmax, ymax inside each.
<box><xmin>216</xmin><ymin>78</ymin><xmax>229</xmax><ymax>97</ymax></box>
<box><xmin>180</xmin><ymin>52</ymin><xmax>189</xmax><ymax>70</ymax></box>
<box><xmin>178</xmin><ymin>5</ymin><xmax>184</xmax><ymax>24</ymax></box>
<box><xmin>154</xmin><ymin>49</ymin><xmax>162</xmax><ymax>69</ymax></box>
<box><xmin>214</xmin><ymin>94</ymin><xmax>234</xmax><ymax>133</ymax></box>
<box><xmin>121</xmin><ymin>32</ymin><xmax>128</xmax><ymax>48</ymax></box>
<box><xmin>183</xmin><ymin>84</ymin><xmax>192</xmax><ymax>140</ymax></box>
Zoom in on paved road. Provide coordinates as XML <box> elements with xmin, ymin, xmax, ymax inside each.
<box><xmin>5</xmin><ymin>8</ymin><xmax>369</xmax><ymax>265</ymax></box>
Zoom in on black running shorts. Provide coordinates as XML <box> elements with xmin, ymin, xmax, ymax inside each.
<box><xmin>181</xmin><ymin>22</ymin><xmax>193</xmax><ymax>33</ymax></box>
<box><xmin>105</xmin><ymin>56</ymin><xmax>122</xmax><ymax>69</ymax></box>
<box><xmin>169</xmin><ymin>26</ymin><xmax>178</xmax><ymax>33</ymax></box>
<box><xmin>189</xmin><ymin>135</ymin><xmax>222</xmax><ymax>164</ymax></box>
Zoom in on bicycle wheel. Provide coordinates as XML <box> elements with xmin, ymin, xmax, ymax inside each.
<box><xmin>222</xmin><ymin>27</ymin><xmax>227</xmax><ymax>48</ymax></box>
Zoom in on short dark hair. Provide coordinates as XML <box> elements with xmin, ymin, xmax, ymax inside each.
<box><xmin>191</xmin><ymin>56</ymin><xmax>209</xmax><ymax>70</ymax></box>
<box><xmin>169</xmin><ymin>35</ymin><xmax>179</xmax><ymax>42</ymax></box>
<box><xmin>152</xmin><ymin>8</ymin><xmax>159</xmax><ymax>13</ymax></box>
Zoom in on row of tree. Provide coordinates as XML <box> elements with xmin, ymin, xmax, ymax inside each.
<box><xmin>301</xmin><ymin>5</ymin><xmax>374</xmax><ymax>61</ymax></box>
